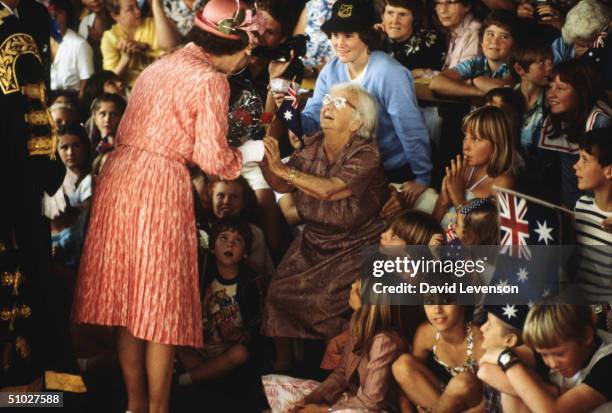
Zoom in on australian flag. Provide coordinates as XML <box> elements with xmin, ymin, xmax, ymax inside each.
<box><xmin>487</xmin><ymin>187</ymin><xmax>569</xmax><ymax>305</ymax></box>
<box><xmin>276</xmin><ymin>84</ymin><xmax>303</xmax><ymax>144</ymax></box>
<box><xmin>497</xmin><ymin>187</ymin><xmax>563</xmax><ymax>259</ymax></box>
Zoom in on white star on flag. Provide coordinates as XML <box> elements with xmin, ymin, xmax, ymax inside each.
<box><xmin>517</xmin><ymin>267</ymin><xmax>529</xmax><ymax>283</ymax></box>
<box><xmin>497</xmin><ymin>279</ymin><xmax>509</xmax><ymax>288</ymax></box>
<box><xmin>534</xmin><ymin>220</ymin><xmax>554</xmax><ymax>245</ymax></box>
<box><xmin>542</xmin><ymin>288</ymin><xmax>551</xmax><ymax>297</ymax></box>
<box><xmin>502</xmin><ymin>304</ymin><xmax>518</xmax><ymax>319</ymax></box>
<box><xmin>283</xmin><ymin>110</ymin><xmax>293</xmax><ymax>121</ymax></box>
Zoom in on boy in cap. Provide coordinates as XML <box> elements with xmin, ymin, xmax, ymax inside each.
<box><xmin>480</xmin><ymin>305</ymin><xmax>612</xmax><ymax>413</ymax></box>
<box><xmin>478</xmin><ymin>304</ymin><xmax>538</xmax><ymax>413</ymax></box>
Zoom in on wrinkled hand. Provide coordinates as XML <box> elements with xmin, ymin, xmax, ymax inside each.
<box><xmin>445</xmin><ymin>155</ymin><xmax>467</xmax><ymax>208</ymax></box>
<box><xmin>400</xmin><ymin>181</ymin><xmax>428</xmax><ymax>209</ymax></box>
<box><xmin>263</xmin><ymin>136</ymin><xmax>287</xmax><ymax>177</ymax></box>
<box><xmin>380</xmin><ymin>185</ymin><xmax>403</xmax><ymax>219</ymax></box>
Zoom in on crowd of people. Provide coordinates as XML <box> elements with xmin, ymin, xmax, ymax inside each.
<box><xmin>2</xmin><ymin>0</ymin><xmax>612</xmax><ymax>411</ymax></box>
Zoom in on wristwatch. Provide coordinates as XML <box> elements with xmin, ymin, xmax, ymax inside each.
<box><xmin>498</xmin><ymin>348</ymin><xmax>520</xmax><ymax>372</ymax></box>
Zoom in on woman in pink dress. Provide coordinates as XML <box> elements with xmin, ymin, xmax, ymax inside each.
<box><xmin>72</xmin><ymin>1</ymin><xmax>265</xmax><ymax>412</ymax></box>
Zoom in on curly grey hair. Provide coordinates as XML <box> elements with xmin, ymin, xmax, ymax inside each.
<box><xmin>329</xmin><ymin>82</ymin><xmax>379</xmax><ymax>140</ymax></box>
<box><xmin>562</xmin><ymin>0</ymin><xmax>611</xmax><ymax>45</ymax></box>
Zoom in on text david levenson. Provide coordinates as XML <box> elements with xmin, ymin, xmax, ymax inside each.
<box><xmin>372</xmin><ymin>282</ymin><xmax>519</xmax><ymax>295</ymax></box>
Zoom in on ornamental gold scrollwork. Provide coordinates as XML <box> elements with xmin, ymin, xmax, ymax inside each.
<box><xmin>1</xmin><ymin>270</ymin><xmax>22</xmax><ymax>296</ymax></box>
<box><xmin>0</xmin><ymin>33</ymin><xmax>41</xmax><ymax>95</ymax></box>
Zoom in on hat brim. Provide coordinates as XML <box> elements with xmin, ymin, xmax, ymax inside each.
<box><xmin>320</xmin><ymin>18</ymin><xmax>371</xmax><ymax>35</ymax></box>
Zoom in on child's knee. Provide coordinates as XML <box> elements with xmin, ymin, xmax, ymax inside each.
<box><xmin>392</xmin><ymin>353</ymin><xmax>417</xmax><ymax>381</ymax></box>
<box><xmin>228</xmin><ymin>344</ymin><xmax>249</xmax><ymax>366</ymax></box>
<box><xmin>445</xmin><ymin>372</ymin><xmax>481</xmax><ymax>397</ymax></box>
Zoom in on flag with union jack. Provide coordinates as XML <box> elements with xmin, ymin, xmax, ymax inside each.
<box><xmin>496</xmin><ymin>187</ymin><xmax>563</xmax><ymax>260</ymax></box>
<box><xmin>484</xmin><ymin>187</ymin><xmax>569</xmax><ymax>304</ymax></box>
<box><xmin>276</xmin><ymin>83</ymin><xmax>303</xmax><ymax>143</ymax></box>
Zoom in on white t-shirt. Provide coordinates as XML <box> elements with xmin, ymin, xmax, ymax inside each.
<box><xmin>78</xmin><ymin>13</ymin><xmax>96</xmax><ymax>40</ymax></box>
<box><xmin>51</xmin><ymin>29</ymin><xmax>94</xmax><ymax>91</ymax></box>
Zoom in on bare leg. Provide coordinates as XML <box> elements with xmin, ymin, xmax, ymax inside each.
<box><xmin>393</xmin><ymin>354</ymin><xmax>443</xmax><ymax>410</ymax></box>
<box><xmin>117</xmin><ymin>327</ymin><xmax>147</xmax><ymax>413</ymax></box>
<box><xmin>399</xmin><ymin>392</ymin><xmax>417</xmax><ymax>413</ymax></box>
<box><xmin>500</xmin><ymin>393</ymin><xmax>531</xmax><ymax>413</ymax></box>
<box><xmin>254</xmin><ymin>188</ymin><xmax>288</xmax><ymax>259</ymax></box>
<box><xmin>145</xmin><ymin>340</ymin><xmax>175</xmax><ymax>413</ymax></box>
<box><xmin>435</xmin><ymin>372</ymin><xmax>483</xmax><ymax>413</ymax></box>
<box><xmin>187</xmin><ymin>344</ymin><xmax>249</xmax><ymax>382</ymax></box>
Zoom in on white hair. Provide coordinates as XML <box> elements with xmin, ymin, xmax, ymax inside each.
<box><xmin>562</xmin><ymin>0</ymin><xmax>611</xmax><ymax>44</ymax></box>
<box><xmin>329</xmin><ymin>82</ymin><xmax>379</xmax><ymax>140</ymax></box>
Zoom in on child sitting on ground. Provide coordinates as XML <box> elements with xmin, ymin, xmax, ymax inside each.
<box><xmin>477</xmin><ymin>304</ymin><xmax>539</xmax><ymax>413</ymax></box>
<box><xmin>393</xmin><ymin>302</ymin><xmax>485</xmax><ymax>413</ymax></box>
<box><xmin>263</xmin><ymin>279</ymin><xmax>409</xmax><ymax>413</ymax></box>
<box><xmin>480</xmin><ymin>304</ymin><xmax>612</xmax><ymax>413</ymax></box>
<box><xmin>176</xmin><ymin>217</ymin><xmax>262</xmax><ymax>386</ymax></box>
<box><xmin>430</xmin><ymin>10</ymin><xmax>517</xmax><ymax>97</ymax></box>
<box><xmin>321</xmin><ymin>210</ymin><xmax>442</xmax><ymax>372</ymax></box>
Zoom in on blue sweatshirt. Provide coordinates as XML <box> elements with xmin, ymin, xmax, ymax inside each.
<box><xmin>301</xmin><ymin>51</ymin><xmax>432</xmax><ymax>185</ymax></box>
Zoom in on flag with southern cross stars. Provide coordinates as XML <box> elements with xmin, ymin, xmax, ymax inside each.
<box><xmin>276</xmin><ymin>83</ymin><xmax>303</xmax><ymax>144</ymax></box>
<box><xmin>485</xmin><ymin>187</ymin><xmax>569</xmax><ymax>304</ymax></box>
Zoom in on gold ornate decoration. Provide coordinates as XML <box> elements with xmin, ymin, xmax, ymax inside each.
<box><xmin>1</xmin><ymin>270</ymin><xmax>22</xmax><ymax>296</ymax></box>
<box><xmin>0</xmin><ymin>7</ymin><xmax>11</xmax><ymax>27</ymax></box>
<box><xmin>27</xmin><ymin>136</ymin><xmax>56</xmax><ymax>156</ymax></box>
<box><xmin>0</xmin><ymin>33</ymin><xmax>42</xmax><ymax>95</ymax></box>
<box><xmin>1</xmin><ymin>304</ymin><xmax>32</xmax><ymax>331</ymax></box>
<box><xmin>24</xmin><ymin>110</ymin><xmax>50</xmax><ymax>126</ymax></box>
<box><xmin>21</xmin><ymin>81</ymin><xmax>46</xmax><ymax>101</ymax></box>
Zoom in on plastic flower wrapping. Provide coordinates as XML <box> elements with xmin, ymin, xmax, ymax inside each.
<box><xmin>226</xmin><ymin>77</ymin><xmax>266</xmax><ymax>147</ymax></box>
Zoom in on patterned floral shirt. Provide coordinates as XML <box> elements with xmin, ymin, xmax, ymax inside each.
<box><xmin>163</xmin><ymin>0</ymin><xmax>205</xmax><ymax>37</ymax></box>
<box><xmin>384</xmin><ymin>29</ymin><xmax>446</xmax><ymax>71</ymax></box>
<box><xmin>303</xmin><ymin>0</ymin><xmax>336</xmax><ymax>69</ymax></box>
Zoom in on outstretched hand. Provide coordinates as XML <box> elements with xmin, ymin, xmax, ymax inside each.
<box><xmin>263</xmin><ymin>136</ymin><xmax>287</xmax><ymax>178</ymax></box>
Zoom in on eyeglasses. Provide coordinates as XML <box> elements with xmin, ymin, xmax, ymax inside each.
<box><xmin>322</xmin><ymin>94</ymin><xmax>356</xmax><ymax>109</ymax></box>
<box><xmin>434</xmin><ymin>0</ymin><xmax>462</xmax><ymax>8</ymax></box>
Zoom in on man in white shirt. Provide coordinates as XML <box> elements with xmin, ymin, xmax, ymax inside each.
<box><xmin>49</xmin><ymin>0</ymin><xmax>94</xmax><ymax>91</ymax></box>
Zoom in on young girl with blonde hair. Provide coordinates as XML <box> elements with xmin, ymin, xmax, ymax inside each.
<box><xmin>434</xmin><ymin>105</ymin><xmax>518</xmax><ymax>228</ymax></box>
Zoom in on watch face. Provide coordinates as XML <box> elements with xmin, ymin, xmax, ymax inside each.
<box><xmin>500</xmin><ymin>353</ymin><xmax>511</xmax><ymax>365</ymax></box>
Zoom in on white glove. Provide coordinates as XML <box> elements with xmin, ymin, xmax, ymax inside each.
<box><xmin>238</xmin><ymin>140</ymin><xmax>265</xmax><ymax>164</ymax></box>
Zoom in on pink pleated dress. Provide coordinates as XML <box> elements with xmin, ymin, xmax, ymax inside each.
<box><xmin>72</xmin><ymin>43</ymin><xmax>242</xmax><ymax>346</ymax></box>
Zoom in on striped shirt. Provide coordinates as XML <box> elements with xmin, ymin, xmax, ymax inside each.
<box><xmin>574</xmin><ymin>195</ymin><xmax>612</xmax><ymax>303</ymax></box>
